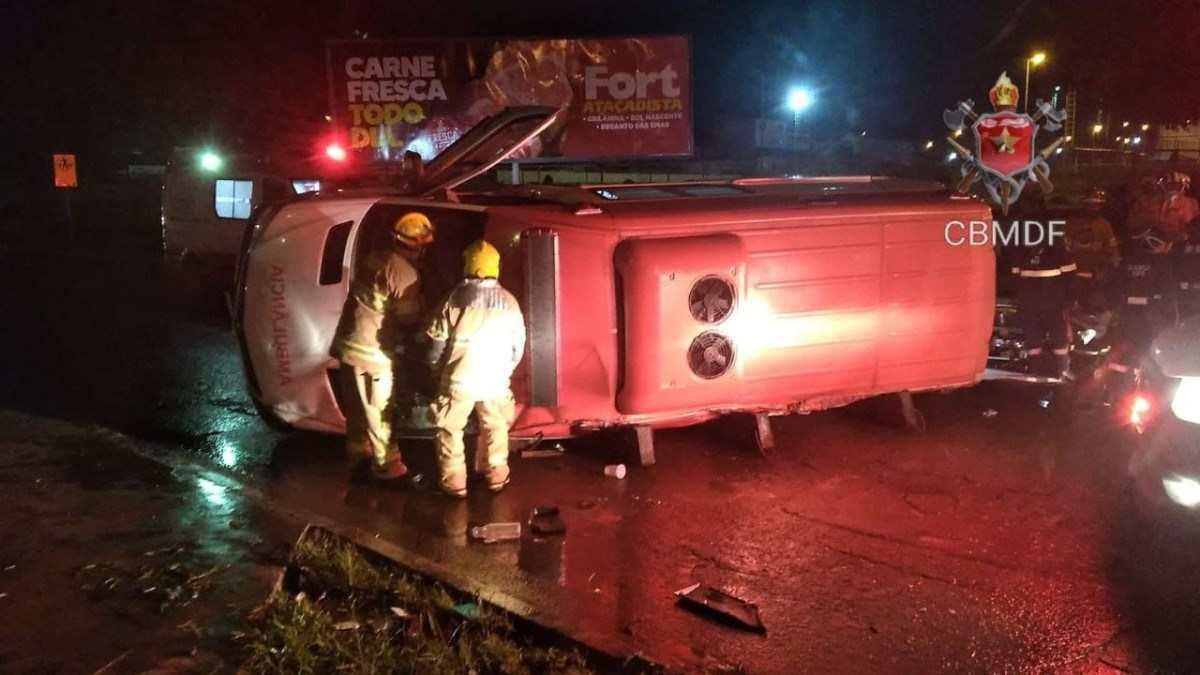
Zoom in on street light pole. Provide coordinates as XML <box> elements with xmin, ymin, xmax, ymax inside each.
<box><xmin>785</xmin><ymin>86</ymin><xmax>814</xmax><ymax>164</ymax></box>
<box><xmin>1024</xmin><ymin>52</ymin><xmax>1046</xmax><ymax>113</ymax></box>
<box><xmin>1024</xmin><ymin>59</ymin><xmax>1032</xmax><ymax>113</ymax></box>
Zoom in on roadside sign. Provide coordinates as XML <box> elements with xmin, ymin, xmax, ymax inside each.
<box><xmin>53</xmin><ymin>154</ymin><xmax>78</xmax><ymax>188</ymax></box>
<box><xmin>326</xmin><ymin>36</ymin><xmax>694</xmax><ymax>161</ymax></box>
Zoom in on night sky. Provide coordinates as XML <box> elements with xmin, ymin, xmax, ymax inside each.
<box><xmin>4</xmin><ymin>0</ymin><xmax>1199</xmax><ymax>175</ymax></box>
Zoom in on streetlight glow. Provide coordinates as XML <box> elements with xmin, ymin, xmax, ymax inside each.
<box><xmin>1092</xmin><ymin>123</ymin><xmax>1103</xmax><ymax>135</ymax></box>
<box><xmin>198</xmin><ymin>150</ymin><xmax>222</xmax><ymax>172</ymax></box>
<box><xmin>1029</xmin><ymin>52</ymin><xmax>1046</xmax><ymax>66</ymax></box>
<box><xmin>786</xmin><ymin>87</ymin><xmax>814</xmax><ymax>113</ymax></box>
<box><xmin>1141</xmin><ymin>123</ymin><xmax>1150</xmax><ymax>131</ymax></box>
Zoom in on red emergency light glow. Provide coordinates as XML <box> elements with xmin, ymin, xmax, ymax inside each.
<box><xmin>1130</xmin><ymin>395</ymin><xmax>1152</xmax><ymax>432</ymax></box>
<box><xmin>324</xmin><ymin>143</ymin><xmax>347</xmax><ymax>162</ymax></box>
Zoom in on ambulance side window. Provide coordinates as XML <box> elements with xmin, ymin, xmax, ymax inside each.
<box><xmin>353</xmin><ymin>205</ymin><xmax>396</xmax><ymax>269</ymax></box>
<box><xmin>350</xmin><ymin>205</ymin><xmax>486</xmax><ymax>308</ymax></box>
<box><xmin>420</xmin><ymin>210</ymin><xmax>486</xmax><ymax>310</ymax></box>
<box><xmin>319</xmin><ymin>221</ymin><xmax>353</xmax><ymax>286</ymax></box>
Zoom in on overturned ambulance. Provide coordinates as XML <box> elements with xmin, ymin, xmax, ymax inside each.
<box><xmin>234</xmin><ymin>107</ymin><xmax>995</xmax><ymax>459</ymax></box>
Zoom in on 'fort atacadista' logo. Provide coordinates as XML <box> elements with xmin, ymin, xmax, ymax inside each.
<box><xmin>943</xmin><ymin>72</ymin><xmax>1067</xmax><ymax>214</ymax></box>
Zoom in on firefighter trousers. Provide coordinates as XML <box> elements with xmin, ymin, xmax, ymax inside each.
<box><xmin>431</xmin><ymin>389</ymin><xmax>515</xmax><ymax>489</ymax></box>
<box><xmin>337</xmin><ymin>365</ymin><xmax>397</xmax><ymax>467</ymax></box>
<box><xmin>1019</xmin><ymin>299</ymin><xmax>1069</xmax><ymax>372</ymax></box>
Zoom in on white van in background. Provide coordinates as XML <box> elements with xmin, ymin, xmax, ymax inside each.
<box><xmin>161</xmin><ymin>149</ymin><xmax>320</xmax><ymax>263</ymax></box>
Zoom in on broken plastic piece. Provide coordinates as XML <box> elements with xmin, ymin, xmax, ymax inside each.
<box><xmin>470</xmin><ymin>522</ymin><xmax>521</xmax><ymax>543</ymax></box>
<box><xmin>529</xmin><ymin>506</ymin><xmax>567</xmax><ymax>535</ymax></box>
<box><xmin>333</xmin><ymin>620</ymin><xmax>360</xmax><ymax>631</ymax></box>
<box><xmin>521</xmin><ymin>435</ymin><xmax>565</xmax><ymax>459</ymax></box>
<box><xmin>982</xmin><ymin>409</ymin><xmax>999</xmax><ymax>418</ymax></box>
<box><xmin>675</xmin><ymin>583</ymin><xmax>767</xmax><ymax>633</ymax></box>
<box><xmin>390</xmin><ymin>606</ymin><xmax>411</xmax><ymax>619</ymax></box>
<box><xmin>453</xmin><ymin>602</ymin><xmax>481</xmax><ymax>620</ymax></box>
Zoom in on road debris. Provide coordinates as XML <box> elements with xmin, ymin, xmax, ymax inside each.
<box><xmin>675</xmin><ymin>583</ymin><xmax>767</xmax><ymax>633</ymax></box>
<box><xmin>529</xmin><ymin>506</ymin><xmax>567</xmax><ymax>536</ymax></box>
<box><xmin>469</xmin><ymin>522</ymin><xmax>521</xmax><ymax>543</ymax></box>
<box><xmin>243</xmin><ymin>527</ymin><xmax>602</xmax><ymax>673</ymax></box>
<box><xmin>76</xmin><ymin>546</ymin><xmax>226</xmax><ymax>614</ymax></box>
<box><xmin>453</xmin><ymin>602</ymin><xmax>480</xmax><ymax>620</ymax></box>
<box><xmin>982</xmin><ymin>409</ymin><xmax>999</xmax><ymax>418</ymax></box>
<box><xmin>1039</xmin><ymin>391</ymin><xmax>1055</xmax><ymax>409</ymax></box>
<box><xmin>604</xmin><ymin>463</ymin><xmax>627</xmax><ymax>479</ymax></box>
<box><xmin>520</xmin><ymin>434</ymin><xmax>566</xmax><ymax>460</ymax></box>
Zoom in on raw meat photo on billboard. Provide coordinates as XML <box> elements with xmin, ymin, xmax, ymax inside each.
<box><xmin>325</xmin><ymin>36</ymin><xmax>692</xmax><ymax>161</ymax></box>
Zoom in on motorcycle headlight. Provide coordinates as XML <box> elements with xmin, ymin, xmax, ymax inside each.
<box><xmin>1162</xmin><ymin>473</ymin><xmax>1200</xmax><ymax>508</ymax></box>
<box><xmin>1171</xmin><ymin>377</ymin><xmax>1200</xmax><ymax>425</ymax></box>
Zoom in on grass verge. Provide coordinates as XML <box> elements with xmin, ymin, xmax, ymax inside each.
<box><xmin>239</xmin><ymin>526</ymin><xmax>605</xmax><ymax>674</ymax></box>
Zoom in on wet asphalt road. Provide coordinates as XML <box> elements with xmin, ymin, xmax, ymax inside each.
<box><xmin>4</xmin><ymin>243</ymin><xmax>1200</xmax><ymax>673</ymax></box>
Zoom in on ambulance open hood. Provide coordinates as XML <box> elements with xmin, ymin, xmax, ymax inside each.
<box><xmin>419</xmin><ymin>106</ymin><xmax>562</xmax><ymax>197</ymax></box>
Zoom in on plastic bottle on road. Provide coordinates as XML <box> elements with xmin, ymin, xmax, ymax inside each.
<box><xmin>470</xmin><ymin>522</ymin><xmax>521</xmax><ymax>543</ymax></box>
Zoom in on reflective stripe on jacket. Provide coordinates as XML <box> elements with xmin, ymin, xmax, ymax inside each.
<box><xmin>426</xmin><ymin>278</ymin><xmax>526</xmax><ymax>400</ymax></box>
<box><xmin>330</xmin><ymin>249</ymin><xmax>423</xmax><ymax>373</ymax></box>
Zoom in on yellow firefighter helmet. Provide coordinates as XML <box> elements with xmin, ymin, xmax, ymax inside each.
<box><xmin>463</xmin><ymin>239</ymin><xmax>501</xmax><ymax>278</ymax></box>
<box><xmin>392</xmin><ymin>212</ymin><xmax>435</xmax><ymax>248</ymax></box>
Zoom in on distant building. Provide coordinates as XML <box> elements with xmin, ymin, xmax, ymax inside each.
<box><xmin>713</xmin><ymin>117</ymin><xmax>917</xmax><ymax>169</ymax></box>
<box><xmin>1155</xmin><ymin>124</ymin><xmax>1200</xmax><ymax>160</ymax></box>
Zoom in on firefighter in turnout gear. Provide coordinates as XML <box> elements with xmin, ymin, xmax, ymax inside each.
<box><xmin>1011</xmin><ymin>230</ymin><xmax>1077</xmax><ymax>378</ymax></box>
<box><xmin>1158</xmin><ymin>171</ymin><xmax>1199</xmax><ymax>242</ymax></box>
<box><xmin>330</xmin><ymin>212</ymin><xmax>434</xmax><ymax>480</ymax></box>
<box><xmin>1178</xmin><ymin>219</ymin><xmax>1200</xmax><ymax>318</ymax></box>
<box><xmin>1106</xmin><ymin>225</ymin><xmax>1179</xmax><ymax>380</ymax></box>
<box><xmin>1066</xmin><ymin>187</ymin><xmax>1120</xmax><ymax>285</ymax></box>
<box><xmin>426</xmin><ymin>240</ymin><xmax>526</xmax><ymax>498</ymax></box>
<box><xmin>1159</xmin><ymin>172</ymin><xmax>1200</xmax><ymax>318</ymax></box>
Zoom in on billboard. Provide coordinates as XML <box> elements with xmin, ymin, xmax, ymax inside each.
<box><xmin>325</xmin><ymin>36</ymin><xmax>692</xmax><ymax>161</ymax></box>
